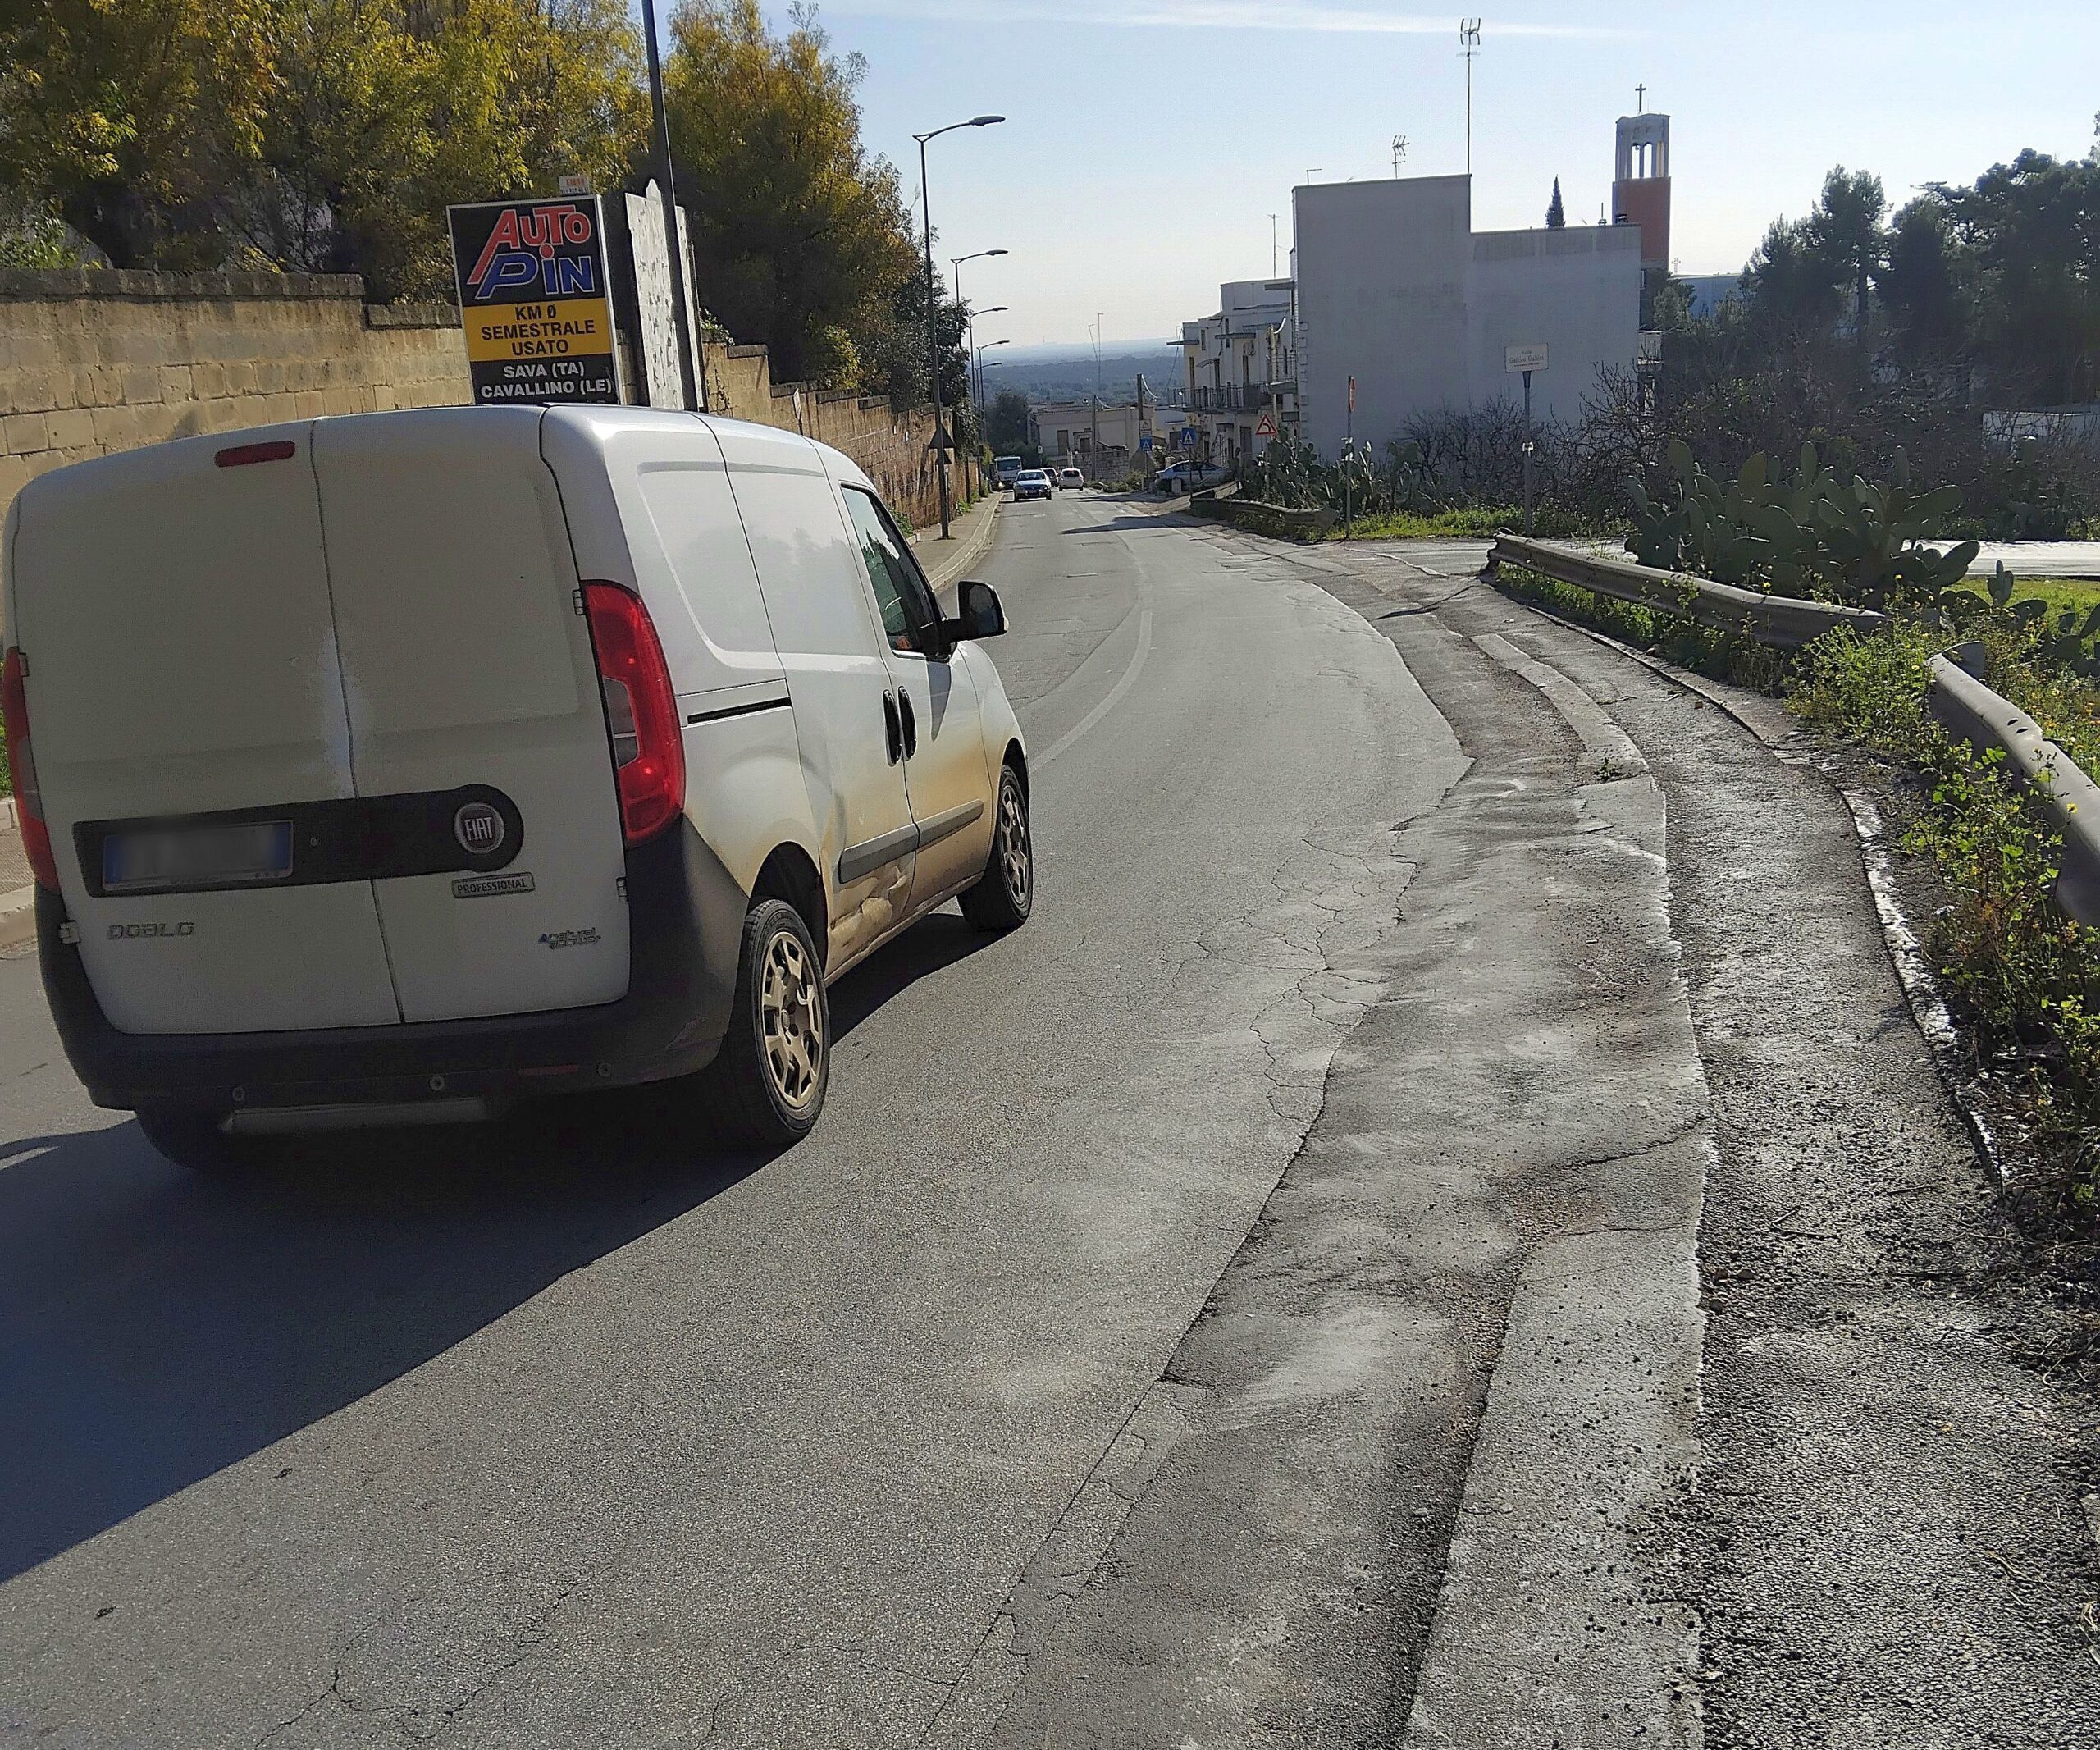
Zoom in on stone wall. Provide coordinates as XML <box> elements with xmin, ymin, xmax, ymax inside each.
<box><xmin>0</xmin><ymin>267</ymin><xmax>951</xmax><ymax>539</ymax></box>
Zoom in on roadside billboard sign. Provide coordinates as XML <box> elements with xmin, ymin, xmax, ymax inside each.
<box><xmin>447</xmin><ymin>196</ymin><xmax>623</xmax><ymax>407</ymax></box>
<box><xmin>1504</xmin><ymin>342</ymin><xmax>1549</xmax><ymax>373</ymax></box>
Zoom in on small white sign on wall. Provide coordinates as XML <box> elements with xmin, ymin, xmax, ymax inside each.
<box><xmin>1504</xmin><ymin>343</ymin><xmax>1549</xmax><ymax>373</ymax></box>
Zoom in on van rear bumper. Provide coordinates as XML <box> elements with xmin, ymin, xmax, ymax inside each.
<box><xmin>39</xmin><ymin>821</ymin><xmax>747</xmax><ymax>1114</ymax></box>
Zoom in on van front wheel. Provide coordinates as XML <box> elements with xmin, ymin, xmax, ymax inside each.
<box><xmin>705</xmin><ymin>898</ymin><xmax>829</xmax><ymax>1149</ymax></box>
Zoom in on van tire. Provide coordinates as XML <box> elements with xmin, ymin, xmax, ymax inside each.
<box><xmin>961</xmin><ymin>765</ymin><xmax>1033</xmax><ymax>932</ymax></box>
<box><xmin>136</xmin><ymin>1108</ymin><xmax>253</xmax><ymax>1177</ymax></box>
<box><xmin>705</xmin><ymin>898</ymin><xmax>829</xmax><ymax>1149</ymax></box>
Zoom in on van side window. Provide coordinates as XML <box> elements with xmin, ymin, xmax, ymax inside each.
<box><xmin>842</xmin><ymin>487</ymin><xmax>940</xmax><ymax>655</ymax></box>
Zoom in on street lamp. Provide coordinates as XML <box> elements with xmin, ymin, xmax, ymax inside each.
<box><xmin>975</xmin><ymin>338</ymin><xmax>1010</xmax><ymax>406</ymax></box>
<box><xmin>951</xmin><ymin>251</ymin><xmax>1007</xmax><ymax>416</ymax></box>
<box><xmin>914</xmin><ymin>116</ymin><xmax>1004</xmax><ymax>538</ymax></box>
<box><xmin>971</xmin><ymin>313</ymin><xmax>1007</xmax><ymax>402</ymax></box>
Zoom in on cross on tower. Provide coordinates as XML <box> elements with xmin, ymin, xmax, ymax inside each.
<box><xmin>1636</xmin><ymin>82</ymin><xmax>1646</xmax><ymax>110</ymax></box>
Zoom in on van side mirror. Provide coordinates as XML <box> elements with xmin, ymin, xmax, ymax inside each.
<box><xmin>943</xmin><ymin>579</ymin><xmax>1007</xmax><ymax>642</ymax></box>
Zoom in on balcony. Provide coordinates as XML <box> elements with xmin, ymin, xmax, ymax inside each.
<box><xmin>1195</xmin><ymin>384</ymin><xmax>1278</xmax><ymax>413</ymax></box>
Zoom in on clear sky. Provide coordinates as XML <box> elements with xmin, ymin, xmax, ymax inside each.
<box><xmin>683</xmin><ymin>2</ymin><xmax>2100</xmax><ymax>348</ymax></box>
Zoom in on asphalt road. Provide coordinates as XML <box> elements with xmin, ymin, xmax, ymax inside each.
<box><xmin>4</xmin><ymin>500</ymin><xmax>2095</xmax><ymax>1748</ymax></box>
<box><xmin>0</xmin><ymin>491</ymin><xmax>1462</xmax><ymax>1745</ymax></box>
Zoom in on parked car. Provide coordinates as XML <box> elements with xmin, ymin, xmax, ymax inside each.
<box><xmin>1154</xmin><ymin>461</ymin><xmax>1230</xmax><ymax>495</ymax></box>
<box><xmin>0</xmin><ymin>404</ymin><xmax>1036</xmax><ymax>1169</ymax></box>
<box><xmin>1013</xmin><ymin>470</ymin><xmax>1053</xmax><ymax>500</ymax></box>
<box><xmin>1058</xmin><ymin>468</ymin><xmax>1084</xmax><ymax>491</ymax></box>
<box><xmin>994</xmin><ymin>455</ymin><xmax>1024</xmax><ymax>491</ymax></box>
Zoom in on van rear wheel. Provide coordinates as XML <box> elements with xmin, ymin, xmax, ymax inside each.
<box><xmin>961</xmin><ymin>765</ymin><xmax>1033</xmax><ymax>933</ymax></box>
<box><xmin>704</xmin><ymin>898</ymin><xmax>829</xmax><ymax>1149</ymax></box>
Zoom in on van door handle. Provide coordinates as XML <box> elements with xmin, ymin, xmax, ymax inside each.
<box><xmin>882</xmin><ymin>692</ymin><xmax>903</xmax><ymax>765</ymax></box>
<box><xmin>897</xmin><ymin>692</ymin><xmax>918</xmax><ymax>759</ymax></box>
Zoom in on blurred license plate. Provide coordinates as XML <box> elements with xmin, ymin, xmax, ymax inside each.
<box><xmin>103</xmin><ymin>820</ymin><xmax>294</xmax><ymax>893</ymax></box>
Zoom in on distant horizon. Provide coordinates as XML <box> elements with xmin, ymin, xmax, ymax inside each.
<box><xmin>732</xmin><ymin>0</ymin><xmax>2100</xmax><ymax>348</ymax></box>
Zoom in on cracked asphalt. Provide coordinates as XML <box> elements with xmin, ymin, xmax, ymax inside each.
<box><xmin>2</xmin><ymin>498</ymin><xmax>2094</xmax><ymax>1748</ymax></box>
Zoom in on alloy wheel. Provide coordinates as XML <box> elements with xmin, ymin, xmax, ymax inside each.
<box><xmin>760</xmin><ymin>928</ymin><xmax>824</xmax><ymax>1111</ymax></box>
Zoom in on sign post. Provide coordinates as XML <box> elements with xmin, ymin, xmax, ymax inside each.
<box><xmin>448</xmin><ymin>196</ymin><xmax>623</xmax><ymax>408</ymax></box>
<box><xmin>1505</xmin><ymin>345</ymin><xmax>1547</xmax><ymax>535</ymax></box>
<box><xmin>1344</xmin><ymin>374</ymin><xmax>1355</xmax><ymax>541</ymax></box>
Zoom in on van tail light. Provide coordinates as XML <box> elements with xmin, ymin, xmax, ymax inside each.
<box><xmin>0</xmin><ymin>649</ymin><xmax>59</xmax><ymax>891</ymax></box>
<box><xmin>582</xmin><ymin>583</ymin><xmax>683</xmax><ymax>844</ymax></box>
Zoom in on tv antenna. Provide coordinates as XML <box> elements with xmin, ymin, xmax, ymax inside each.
<box><xmin>1391</xmin><ymin>134</ymin><xmax>1410</xmax><ymax>176</ymax></box>
<box><xmin>1459</xmin><ymin>18</ymin><xmax>1481</xmax><ymax>174</ymax></box>
<box><xmin>1268</xmin><ymin>212</ymin><xmax>1279</xmax><ymax>275</ymax></box>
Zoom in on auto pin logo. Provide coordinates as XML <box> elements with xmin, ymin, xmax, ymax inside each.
<box><xmin>454</xmin><ymin>801</ymin><xmax>507</xmax><ymax>855</ymax></box>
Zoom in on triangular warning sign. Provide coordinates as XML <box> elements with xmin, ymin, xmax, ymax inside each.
<box><xmin>1254</xmin><ymin>411</ymin><xmax>1277</xmax><ymax>437</ymax></box>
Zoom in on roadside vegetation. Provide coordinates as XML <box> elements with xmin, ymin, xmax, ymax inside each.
<box><xmin>0</xmin><ymin>0</ymin><xmax>979</xmax><ymax>418</ymax></box>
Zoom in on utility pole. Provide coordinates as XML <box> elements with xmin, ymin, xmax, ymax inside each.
<box><xmin>1459</xmin><ymin>19</ymin><xmax>1481</xmax><ymax>175</ymax></box>
<box><xmin>638</xmin><ymin>0</ymin><xmax>698</xmax><ymax>410</ymax></box>
<box><xmin>1522</xmin><ymin>368</ymin><xmax>1535</xmax><ymax>536</ymax></box>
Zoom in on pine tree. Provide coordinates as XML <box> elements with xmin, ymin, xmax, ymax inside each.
<box><xmin>1546</xmin><ymin>178</ymin><xmax>1566</xmax><ymax>229</ymax></box>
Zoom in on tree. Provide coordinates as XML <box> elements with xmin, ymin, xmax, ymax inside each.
<box><xmin>1806</xmin><ymin>165</ymin><xmax>1886</xmax><ymax>331</ymax></box>
<box><xmin>1879</xmin><ymin>194</ymin><xmax>1965</xmax><ymax>362</ymax></box>
<box><xmin>1545</xmin><ymin>177</ymin><xmax>1565</xmax><ymax>230</ymax></box>
<box><xmin>1743</xmin><ymin>214</ymin><xmax>1842</xmax><ymax>342</ymax></box>
<box><xmin>242</xmin><ymin>0</ymin><xmax>646</xmax><ymax>300</ymax></box>
<box><xmin>983</xmin><ymin>388</ymin><xmax>1030</xmax><ymax>455</ymax></box>
<box><xmin>0</xmin><ymin>0</ymin><xmax>647</xmax><ymax>295</ymax></box>
<box><xmin>1935</xmin><ymin>149</ymin><xmax>2100</xmax><ymax>404</ymax></box>
<box><xmin>0</xmin><ymin>0</ymin><xmax>276</xmax><ymax>267</ymax></box>
<box><xmin>664</xmin><ymin>0</ymin><xmax>920</xmax><ymax>387</ymax></box>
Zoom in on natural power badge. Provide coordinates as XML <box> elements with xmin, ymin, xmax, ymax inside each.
<box><xmin>447</xmin><ymin>196</ymin><xmax>625</xmax><ymax>408</ymax></box>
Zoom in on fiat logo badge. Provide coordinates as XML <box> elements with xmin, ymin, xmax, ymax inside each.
<box><xmin>454</xmin><ymin>801</ymin><xmax>506</xmax><ymax>855</ymax></box>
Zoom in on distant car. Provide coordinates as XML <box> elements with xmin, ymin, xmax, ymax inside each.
<box><xmin>1013</xmin><ymin>470</ymin><xmax>1052</xmax><ymax>501</ymax></box>
<box><xmin>1154</xmin><ymin>462</ymin><xmax>1229</xmax><ymax>495</ymax></box>
<box><xmin>1058</xmin><ymin>468</ymin><xmax>1084</xmax><ymax>491</ymax></box>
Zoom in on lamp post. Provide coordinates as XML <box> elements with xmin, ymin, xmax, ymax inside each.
<box><xmin>638</xmin><ymin>0</ymin><xmax>699</xmax><ymax>410</ymax></box>
<box><xmin>952</xmin><ymin>252</ymin><xmax>1007</xmax><ymax>411</ymax></box>
<box><xmin>914</xmin><ymin>117</ymin><xmax>1004</xmax><ymax>538</ymax></box>
<box><xmin>971</xmin><ymin>316</ymin><xmax>1007</xmax><ymax>403</ymax></box>
<box><xmin>975</xmin><ymin>338</ymin><xmax>1010</xmax><ymax>408</ymax></box>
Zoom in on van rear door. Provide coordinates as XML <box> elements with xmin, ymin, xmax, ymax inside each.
<box><xmin>8</xmin><ymin>424</ymin><xmax>403</xmax><ymax>1035</ymax></box>
<box><xmin>310</xmin><ymin>409</ymin><xmax>630</xmax><ymax>1022</ymax></box>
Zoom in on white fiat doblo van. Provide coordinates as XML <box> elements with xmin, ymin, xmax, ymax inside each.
<box><xmin>0</xmin><ymin>404</ymin><xmax>1032</xmax><ymax>1167</ymax></box>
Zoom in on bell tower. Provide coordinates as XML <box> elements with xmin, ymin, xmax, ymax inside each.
<box><xmin>1612</xmin><ymin>106</ymin><xmax>1671</xmax><ymax>320</ymax></box>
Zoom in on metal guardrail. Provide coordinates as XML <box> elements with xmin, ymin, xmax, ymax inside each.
<box><xmin>1488</xmin><ymin>533</ymin><xmax>2100</xmax><ymax>926</ymax></box>
<box><xmin>1486</xmin><ymin>532</ymin><xmax>1888</xmax><ymax>649</ymax></box>
<box><xmin>1926</xmin><ymin>646</ymin><xmax>2100</xmax><ymax>926</ymax></box>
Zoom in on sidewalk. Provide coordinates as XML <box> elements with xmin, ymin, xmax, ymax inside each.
<box><xmin>0</xmin><ymin>797</ymin><xmax>32</xmax><ymax>948</ymax></box>
<box><xmin>908</xmin><ymin>489</ymin><xmax>1001</xmax><ymax>601</ymax></box>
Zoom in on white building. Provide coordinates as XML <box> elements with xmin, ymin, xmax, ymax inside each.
<box><xmin>1294</xmin><ymin>168</ymin><xmax>1643</xmax><ymax>458</ymax></box>
<box><xmin>1179</xmin><ymin>278</ymin><xmax>1298</xmax><ymax>470</ymax></box>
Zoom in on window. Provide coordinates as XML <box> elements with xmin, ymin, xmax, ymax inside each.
<box><xmin>842</xmin><ymin>486</ymin><xmax>941</xmax><ymax>656</ymax></box>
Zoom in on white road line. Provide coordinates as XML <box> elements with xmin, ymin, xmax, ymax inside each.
<box><xmin>1035</xmin><ymin>604</ymin><xmax>1153</xmax><ymax>770</ymax></box>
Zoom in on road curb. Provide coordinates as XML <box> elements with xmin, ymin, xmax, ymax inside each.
<box><xmin>0</xmin><ymin>881</ymin><xmax>34</xmax><ymax>949</ymax></box>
